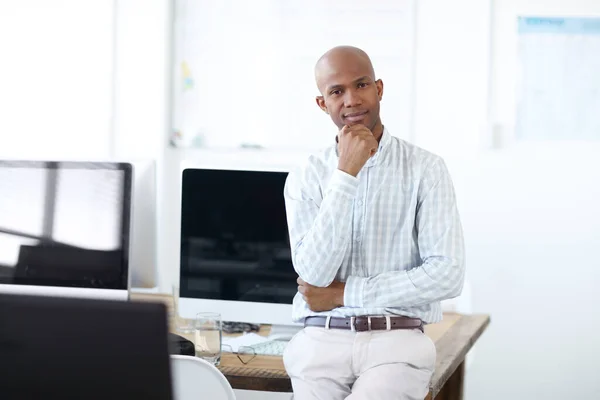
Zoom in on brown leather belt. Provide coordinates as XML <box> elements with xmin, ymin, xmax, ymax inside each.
<box><xmin>305</xmin><ymin>315</ymin><xmax>423</xmax><ymax>332</ymax></box>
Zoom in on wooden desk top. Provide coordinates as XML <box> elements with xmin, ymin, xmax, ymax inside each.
<box><xmin>131</xmin><ymin>293</ymin><xmax>490</xmax><ymax>398</ymax></box>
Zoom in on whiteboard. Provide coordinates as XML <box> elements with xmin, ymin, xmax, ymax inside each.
<box><xmin>516</xmin><ymin>16</ymin><xmax>600</xmax><ymax>141</ymax></box>
<box><xmin>170</xmin><ymin>0</ymin><xmax>416</xmax><ymax>150</ymax></box>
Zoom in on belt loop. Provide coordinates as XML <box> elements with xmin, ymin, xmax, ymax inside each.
<box><xmin>350</xmin><ymin>316</ymin><xmax>356</xmax><ymax>332</ymax></box>
<box><xmin>385</xmin><ymin>316</ymin><xmax>391</xmax><ymax>331</ymax></box>
<box><xmin>325</xmin><ymin>316</ymin><xmax>331</xmax><ymax>330</ymax></box>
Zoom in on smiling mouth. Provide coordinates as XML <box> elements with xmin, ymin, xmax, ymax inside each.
<box><xmin>344</xmin><ymin>111</ymin><xmax>368</xmax><ymax>122</ymax></box>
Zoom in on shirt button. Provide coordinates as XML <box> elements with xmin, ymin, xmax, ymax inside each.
<box><xmin>357</xmin><ymin>199</ymin><xmax>364</xmax><ymax>206</ymax></box>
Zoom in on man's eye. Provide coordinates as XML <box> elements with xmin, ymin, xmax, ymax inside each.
<box><xmin>330</xmin><ymin>90</ymin><xmax>342</xmax><ymax>96</ymax></box>
<box><xmin>357</xmin><ymin>82</ymin><xmax>368</xmax><ymax>88</ymax></box>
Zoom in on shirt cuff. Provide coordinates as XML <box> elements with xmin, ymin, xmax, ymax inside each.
<box><xmin>343</xmin><ymin>275</ymin><xmax>367</xmax><ymax>308</ymax></box>
<box><xmin>329</xmin><ymin>169</ymin><xmax>359</xmax><ymax>198</ymax></box>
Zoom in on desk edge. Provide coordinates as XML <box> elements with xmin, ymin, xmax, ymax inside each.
<box><xmin>429</xmin><ymin>314</ymin><xmax>491</xmax><ymax>398</ymax></box>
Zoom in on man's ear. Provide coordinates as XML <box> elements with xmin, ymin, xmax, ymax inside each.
<box><xmin>375</xmin><ymin>79</ymin><xmax>384</xmax><ymax>101</ymax></box>
<box><xmin>315</xmin><ymin>96</ymin><xmax>328</xmax><ymax>114</ymax></box>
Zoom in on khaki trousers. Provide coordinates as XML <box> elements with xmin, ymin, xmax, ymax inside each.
<box><xmin>283</xmin><ymin>326</ymin><xmax>436</xmax><ymax>400</ymax></box>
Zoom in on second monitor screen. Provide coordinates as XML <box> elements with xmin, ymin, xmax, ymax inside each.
<box><xmin>180</xmin><ymin>168</ymin><xmax>297</xmax><ymax>304</ymax></box>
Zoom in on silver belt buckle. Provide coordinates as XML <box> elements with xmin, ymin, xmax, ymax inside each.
<box><xmin>367</xmin><ymin>316</ymin><xmax>372</xmax><ymax>331</ymax></box>
<box><xmin>350</xmin><ymin>316</ymin><xmax>356</xmax><ymax>332</ymax></box>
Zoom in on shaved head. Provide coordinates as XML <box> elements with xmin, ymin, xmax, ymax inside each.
<box><xmin>313</xmin><ymin>46</ymin><xmax>384</xmax><ymax>139</ymax></box>
<box><xmin>315</xmin><ymin>46</ymin><xmax>376</xmax><ymax>94</ymax></box>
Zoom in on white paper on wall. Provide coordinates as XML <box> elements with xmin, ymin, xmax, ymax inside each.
<box><xmin>516</xmin><ymin>16</ymin><xmax>600</xmax><ymax>141</ymax></box>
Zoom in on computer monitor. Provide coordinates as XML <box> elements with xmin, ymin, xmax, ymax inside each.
<box><xmin>0</xmin><ymin>293</ymin><xmax>173</xmax><ymax>400</ymax></box>
<box><xmin>0</xmin><ymin>160</ymin><xmax>132</xmax><ymax>300</ymax></box>
<box><xmin>178</xmin><ymin>162</ymin><xmax>300</xmax><ymax>333</ymax></box>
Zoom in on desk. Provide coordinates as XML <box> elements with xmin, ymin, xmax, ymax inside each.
<box><xmin>131</xmin><ymin>293</ymin><xmax>490</xmax><ymax>400</ymax></box>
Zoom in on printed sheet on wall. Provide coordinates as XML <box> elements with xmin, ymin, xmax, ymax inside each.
<box><xmin>516</xmin><ymin>17</ymin><xmax>600</xmax><ymax>141</ymax></box>
<box><xmin>170</xmin><ymin>0</ymin><xmax>416</xmax><ymax>150</ymax></box>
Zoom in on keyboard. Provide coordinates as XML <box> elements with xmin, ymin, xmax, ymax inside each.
<box><xmin>250</xmin><ymin>340</ymin><xmax>288</xmax><ymax>356</ymax></box>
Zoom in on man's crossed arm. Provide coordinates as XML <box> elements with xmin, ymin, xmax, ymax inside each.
<box><xmin>297</xmin><ymin>277</ymin><xmax>346</xmax><ymax>312</ymax></box>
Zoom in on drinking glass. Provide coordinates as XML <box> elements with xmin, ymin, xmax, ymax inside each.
<box><xmin>195</xmin><ymin>312</ymin><xmax>222</xmax><ymax>365</ymax></box>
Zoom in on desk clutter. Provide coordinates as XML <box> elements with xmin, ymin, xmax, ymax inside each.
<box><xmin>222</xmin><ymin>321</ymin><xmax>260</xmax><ymax>334</ymax></box>
<box><xmin>168</xmin><ymin>332</ymin><xmax>195</xmax><ymax>356</ymax></box>
<box><xmin>223</xmin><ymin>333</ymin><xmax>288</xmax><ymax>358</ymax></box>
<box><xmin>241</xmin><ymin>339</ymin><xmax>287</xmax><ymax>357</ymax></box>
<box><xmin>169</xmin><ymin>327</ymin><xmax>288</xmax><ymax>360</ymax></box>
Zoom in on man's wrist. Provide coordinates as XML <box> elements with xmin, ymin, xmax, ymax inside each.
<box><xmin>337</xmin><ymin>163</ymin><xmax>359</xmax><ymax>177</ymax></box>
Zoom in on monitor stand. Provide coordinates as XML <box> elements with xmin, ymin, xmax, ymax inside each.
<box><xmin>267</xmin><ymin>324</ymin><xmax>303</xmax><ymax>341</ymax></box>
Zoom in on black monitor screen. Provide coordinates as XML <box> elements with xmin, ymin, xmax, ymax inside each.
<box><xmin>0</xmin><ymin>161</ymin><xmax>131</xmax><ymax>289</ymax></box>
<box><xmin>180</xmin><ymin>168</ymin><xmax>297</xmax><ymax>304</ymax></box>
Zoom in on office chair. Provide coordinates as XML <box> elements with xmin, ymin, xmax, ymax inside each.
<box><xmin>171</xmin><ymin>355</ymin><xmax>236</xmax><ymax>400</ymax></box>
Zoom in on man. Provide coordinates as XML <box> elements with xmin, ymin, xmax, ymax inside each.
<box><xmin>282</xmin><ymin>46</ymin><xmax>465</xmax><ymax>399</ymax></box>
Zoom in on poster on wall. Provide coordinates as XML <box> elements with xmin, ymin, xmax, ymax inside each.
<box><xmin>516</xmin><ymin>17</ymin><xmax>600</xmax><ymax>141</ymax></box>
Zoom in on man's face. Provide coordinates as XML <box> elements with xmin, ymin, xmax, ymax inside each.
<box><xmin>316</xmin><ymin>58</ymin><xmax>383</xmax><ymax>132</ymax></box>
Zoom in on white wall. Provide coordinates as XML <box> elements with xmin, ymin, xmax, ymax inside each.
<box><xmin>113</xmin><ymin>0</ymin><xmax>172</xmax><ymax>289</ymax></box>
<box><xmin>463</xmin><ymin>0</ymin><xmax>600</xmax><ymax>398</ymax></box>
<box><xmin>0</xmin><ymin>0</ymin><xmax>114</xmax><ymax>160</ymax></box>
<box><xmin>413</xmin><ymin>0</ymin><xmax>492</xmax><ymax>155</ymax></box>
<box><xmin>460</xmin><ymin>147</ymin><xmax>600</xmax><ymax>400</ymax></box>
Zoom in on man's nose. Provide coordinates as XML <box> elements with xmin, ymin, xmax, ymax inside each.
<box><xmin>343</xmin><ymin>90</ymin><xmax>362</xmax><ymax>108</ymax></box>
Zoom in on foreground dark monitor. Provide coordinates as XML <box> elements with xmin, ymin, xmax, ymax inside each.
<box><xmin>0</xmin><ymin>293</ymin><xmax>173</xmax><ymax>400</ymax></box>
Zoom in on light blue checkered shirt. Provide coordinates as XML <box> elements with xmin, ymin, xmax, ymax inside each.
<box><xmin>283</xmin><ymin>128</ymin><xmax>465</xmax><ymax>324</ymax></box>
